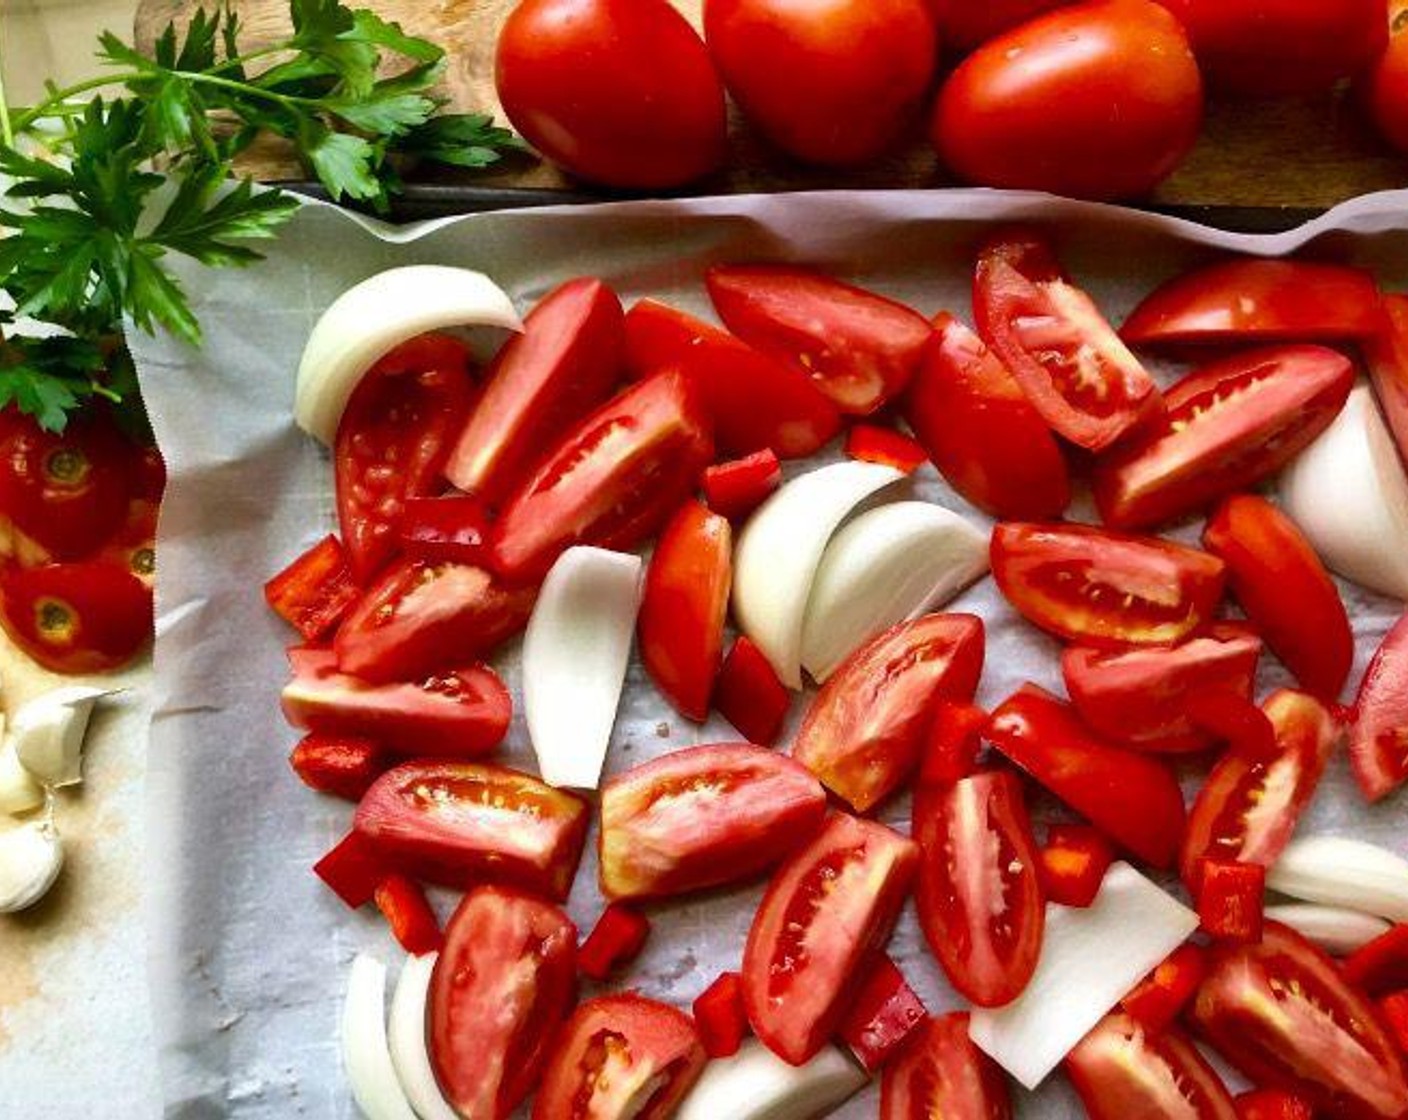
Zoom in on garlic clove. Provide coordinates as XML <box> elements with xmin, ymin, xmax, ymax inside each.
<box><xmin>0</xmin><ymin>818</ymin><xmax>63</xmax><ymax>913</ymax></box>
<box><xmin>12</xmin><ymin>686</ymin><xmax>118</xmax><ymax>789</ymax></box>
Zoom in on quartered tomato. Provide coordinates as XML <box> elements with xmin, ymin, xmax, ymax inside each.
<box><xmin>637</xmin><ymin>501</ymin><xmax>732</xmax><ymax>722</ymax></box>
<box><xmin>430</xmin><ymin>886</ymin><xmax>577</xmax><ymax>1120</ymax></box>
<box><xmin>1192</xmin><ymin>922</ymin><xmax>1408</xmax><ymax>1120</ymax></box>
<box><xmin>1181</xmin><ymin>690</ymin><xmax>1338</xmax><ymax>890</ymax></box>
<box><xmin>987</xmin><ymin>685</ymin><xmax>1187</xmax><ymax>868</ymax></box>
<box><xmin>973</xmin><ymin>230</ymin><xmax>1161</xmax><ymax>450</ymax></box>
<box><xmin>444</xmin><ymin>277</ymin><xmax>624</xmax><ymax>506</ymax></box>
<box><xmin>1353</xmin><ymin>612</ymin><xmax>1408</xmax><ymax>802</ymax></box>
<box><xmin>1063</xmin><ymin>623</ymin><xmax>1262</xmax><ymax>753</ymax></box>
<box><xmin>791</xmin><ymin>614</ymin><xmax>985</xmax><ymax>813</ymax></box>
<box><xmin>1093</xmin><ymin>345</ymin><xmax>1356</xmax><ymax>530</ymax></box>
<box><xmin>904</xmin><ymin>314</ymin><xmax>1071</xmax><ymax>520</ymax></box>
<box><xmin>706</xmin><ymin>265</ymin><xmax>933</xmax><ymax>415</ymax></box>
<box><xmin>598</xmin><ymin>743</ymin><xmax>827</xmax><ymax>900</ymax></box>
<box><xmin>990</xmin><ymin>522</ymin><xmax>1226</xmax><ymax>648</ymax></box>
<box><xmin>0</xmin><ymin>559</ymin><xmax>152</xmax><ymax>673</ymax></box>
<box><xmin>1122</xmin><ymin>260</ymin><xmax>1384</xmax><ymax>346</ymax></box>
<box><xmin>533</xmin><ymin>994</ymin><xmax>706</xmax><ymax>1120</ymax></box>
<box><xmin>742</xmin><ymin>813</ymin><xmax>918</xmax><ymax>1065</ymax></box>
<box><xmin>1066</xmin><ymin>1011</ymin><xmax>1237</xmax><ymax>1120</ymax></box>
<box><xmin>334</xmin><ymin>334</ymin><xmax>475</xmax><ymax>582</ymax></box>
<box><xmin>913</xmin><ymin>770</ymin><xmax>1045</xmax><ymax>1008</ymax></box>
<box><xmin>491</xmin><ymin>370</ymin><xmax>713</xmax><ymax>583</ymax></box>
<box><xmin>1365</xmin><ymin>294</ymin><xmax>1408</xmax><ymax>472</ymax></box>
<box><xmin>881</xmin><ymin>1012</ymin><xmax>1012</xmax><ymax>1120</ymax></box>
<box><xmin>355</xmin><ymin>760</ymin><xmax>588</xmax><ymax>899</ymax></box>
<box><xmin>332</xmin><ymin>559</ymin><xmax>536</xmax><ymax>683</ymax></box>
<box><xmin>280</xmin><ymin>647</ymin><xmax>510</xmax><ymax>757</ymax></box>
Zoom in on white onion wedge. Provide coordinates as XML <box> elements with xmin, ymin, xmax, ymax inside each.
<box><xmin>0</xmin><ymin>818</ymin><xmax>63</xmax><ymax>913</ymax></box>
<box><xmin>968</xmin><ymin>862</ymin><xmax>1199</xmax><ymax>1090</ymax></box>
<box><xmin>388</xmin><ymin>953</ymin><xmax>458</xmax><ymax>1120</ymax></box>
<box><xmin>295</xmin><ymin>267</ymin><xmax>522</xmax><ymax>444</ymax></box>
<box><xmin>801</xmin><ymin>501</ymin><xmax>989</xmax><ymax>683</ymax></box>
<box><xmin>1267</xmin><ymin>835</ymin><xmax>1408</xmax><ymax>923</ymax></box>
<box><xmin>0</xmin><ymin>739</ymin><xmax>42</xmax><ymax>817</ymax></box>
<box><xmin>523</xmin><ymin>547</ymin><xmax>643</xmax><ymax>790</ymax></box>
<box><xmin>1263</xmin><ymin>903</ymin><xmax>1391</xmax><ymax>956</ymax></box>
<box><xmin>12</xmin><ymin>686</ymin><xmax>117</xmax><ymax>788</ymax></box>
<box><xmin>675</xmin><ymin>1040</ymin><xmax>867</xmax><ymax>1120</ymax></box>
<box><xmin>342</xmin><ymin>954</ymin><xmax>418</xmax><ymax>1120</ymax></box>
<box><xmin>733</xmin><ymin>462</ymin><xmax>903</xmax><ymax>689</ymax></box>
<box><xmin>1281</xmin><ymin>385</ymin><xmax>1408</xmax><ymax>600</ymax></box>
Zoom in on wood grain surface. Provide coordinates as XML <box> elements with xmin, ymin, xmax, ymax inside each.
<box><xmin>137</xmin><ymin>0</ymin><xmax>1408</xmax><ymax>209</ymax></box>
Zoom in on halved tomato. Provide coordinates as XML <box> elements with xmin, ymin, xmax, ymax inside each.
<box><xmin>1366</xmin><ymin>293</ymin><xmax>1408</xmax><ymax>469</ymax></box>
<box><xmin>791</xmin><ymin>614</ymin><xmax>985</xmax><ymax>813</ymax></box>
<box><xmin>1192</xmin><ymin>921</ymin><xmax>1408</xmax><ymax>1120</ymax></box>
<box><xmin>973</xmin><ymin>229</ymin><xmax>1161</xmax><ymax>451</ymax></box>
<box><xmin>1093</xmin><ymin>345</ymin><xmax>1355</xmax><ymax>530</ymax></box>
<box><xmin>491</xmin><ymin>370</ymin><xmax>714</xmax><ymax>582</ymax></box>
<box><xmin>599</xmin><ymin>743</ymin><xmax>827</xmax><ymax>900</ymax></box>
<box><xmin>881</xmin><ymin>1012</ymin><xmax>1012</xmax><ymax>1120</ymax></box>
<box><xmin>355</xmin><ymin>760</ymin><xmax>588</xmax><ymax>899</ymax></box>
<box><xmin>623</xmin><ymin>299</ymin><xmax>841</xmax><ymax>458</ymax></box>
<box><xmin>913</xmin><ymin>770</ymin><xmax>1044</xmax><ymax>1008</ymax></box>
<box><xmin>904</xmin><ymin>313</ymin><xmax>1071</xmax><ymax>520</ymax></box>
<box><xmin>1353</xmin><ymin>612</ymin><xmax>1408</xmax><ymax>802</ymax></box>
<box><xmin>742</xmin><ymin>812</ymin><xmax>918</xmax><ymax>1065</ymax></box>
<box><xmin>532</xmin><ymin>994</ymin><xmax>706</xmax><ymax>1120</ymax></box>
<box><xmin>1180</xmin><ymin>690</ymin><xmax>1338</xmax><ymax>890</ymax></box>
<box><xmin>0</xmin><ymin>559</ymin><xmax>152</xmax><ymax>674</ymax></box>
<box><xmin>706</xmin><ymin>264</ymin><xmax>932</xmax><ymax>415</ymax></box>
<box><xmin>444</xmin><ymin>277</ymin><xmax>624</xmax><ymax>506</ymax></box>
<box><xmin>990</xmin><ymin>522</ymin><xmax>1226</xmax><ymax>647</ymax></box>
<box><xmin>986</xmin><ymin>685</ymin><xmax>1187</xmax><ymax>868</ymax></box>
<box><xmin>1122</xmin><ymin>259</ymin><xmax>1384</xmax><ymax>347</ymax></box>
<box><xmin>637</xmin><ymin>501</ymin><xmax>732</xmax><ymax>722</ymax></box>
<box><xmin>430</xmin><ymin>885</ymin><xmax>577</xmax><ymax>1120</ymax></box>
<box><xmin>1066</xmin><ymin>1011</ymin><xmax>1237</xmax><ymax>1120</ymax></box>
<box><xmin>280</xmin><ymin>647</ymin><xmax>510</xmax><ymax>756</ymax></box>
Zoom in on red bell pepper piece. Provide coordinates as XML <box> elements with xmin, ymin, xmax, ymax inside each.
<box><xmin>715</xmin><ymin>635</ymin><xmax>791</xmax><ymax>746</ymax></box>
<box><xmin>844</xmin><ymin>424</ymin><xmax>928</xmax><ymax>474</ymax></box>
<box><xmin>398</xmin><ymin>494</ymin><xmax>490</xmax><ymax>566</ymax></box>
<box><xmin>264</xmin><ymin>535</ymin><xmax>361</xmax><ymax>640</ymax></box>
<box><xmin>1121</xmin><ymin>943</ymin><xmax>1207</xmax><ymax>1033</ymax></box>
<box><xmin>1380</xmin><ymin>992</ymin><xmax>1408</xmax><ymax>1057</ymax></box>
<box><xmin>1198</xmin><ymin>858</ymin><xmax>1265</xmax><ymax>943</ymax></box>
<box><xmin>837</xmin><ymin>954</ymin><xmax>927</xmax><ymax>1072</ymax></box>
<box><xmin>1187</xmin><ymin>687</ymin><xmax>1278</xmax><ymax>763</ymax></box>
<box><xmin>1345</xmin><ymin>925</ymin><xmax>1408</xmax><ymax>996</ymax></box>
<box><xmin>702</xmin><ymin>449</ymin><xmax>782</xmax><ymax>521</ymax></box>
<box><xmin>1038</xmin><ymin>824</ymin><xmax>1114</xmax><ymax>908</ymax></box>
<box><xmin>373</xmin><ymin>874</ymin><xmax>443</xmax><ymax>955</ymax></box>
<box><xmin>289</xmin><ymin>733</ymin><xmax>388</xmax><ymax>801</ymax></box>
<box><xmin>917</xmin><ymin>701</ymin><xmax>988</xmax><ymax>787</ymax></box>
<box><xmin>578</xmin><ymin>902</ymin><xmax>651</xmax><ymax>980</ymax></box>
<box><xmin>693</xmin><ymin>972</ymin><xmax>748</xmax><ymax>1059</ymax></box>
<box><xmin>1234</xmin><ymin>1088</ymin><xmax>1316</xmax><ymax>1120</ymax></box>
<box><xmin>313</xmin><ymin>831</ymin><xmax>390</xmax><ymax>909</ymax></box>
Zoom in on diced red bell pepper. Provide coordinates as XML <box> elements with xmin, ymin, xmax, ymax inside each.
<box><xmin>844</xmin><ymin>424</ymin><xmax>928</xmax><ymax>474</ymax></box>
<box><xmin>715</xmin><ymin>635</ymin><xmax>791</xmax><ymax>746</ymax></box>
<box><xmin>1187</xmin><ymin>687</ymin><xmax>1278</xmax><ymax>763</ymax></box>
<box><xmin>1121</xmin><ymin>944</ymin><xmax>1207</xmax><ymax>1033</ymax></box>
<box><xmin>1345</xmin><ymin>925</ymin><xmax>1408</xmax><ymax>995</ymax></box>
<box><xmin>838</xmin><ymin>953</ymin><xmax>928</xmax><ymax>1072</ymax></box>
<box><xmin>693</xmin><ymin>972</ymin><xmax>748</xmax><ymax>1059</ymax></box>
<box><xmin>1198</xmin><ymin>858</ymin><xmax>1265</xmax><ymax>943</ymax></box>
<box><xmin>289</xmin><ymin>733</ymin><xmax>388</xmax><ymax>801</ymax></box>
<box><xmin>578</xmin><ymin>902</ymin><xmax>651</xmax><ymax>981</ymax></box>
<box><xmin>264</xmin><ymin>535</ymin><xmax>361</xmax><ymax>640</ymax></box>
<box><xmin>373</xmin><ymin>874</ymin><xmax>443</xmax><ymax>955</ymax></box>
<box><xmin>1038</xmin><ymin>824</ymin><xmax>1114</xmax><ymax>908</ymax></box>
<box><xmin>1234</xmin><ymin>1088</ymin><xmax>1316</xmax><ymax>1120</ymax></box>
<box><xmin>1379</xmin><ymin>991</ymin><xmax>1408</xmax><ymax>1056</ymax></box>
<box><xmin>313</xmin><ymin>831</ymin><xmax>390</xmax><ymax>909</ymax></box>
<box><xmin>917</xmin><ymin>701</ymin><xmax>989</xmax><ymax>787</ymax></box>
<box><xmin>702</xmin><ymin>450</ymin><xmax>782</xmax><ymax>522</ymax></box>
<box><xmin>398</xmin><ymin>494</ymin><xmax>490</xmax><ymax>566</ymax></box>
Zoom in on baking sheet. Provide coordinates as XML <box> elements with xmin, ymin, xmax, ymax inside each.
<box><xmin>129</xmin><ymin>187</ymin><xmax>1408</xmax><ymax>1119</ymax></box>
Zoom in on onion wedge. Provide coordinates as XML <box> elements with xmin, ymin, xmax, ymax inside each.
<box><xmin>1263</xmin><ymin>903</ymin><xmax>1391</xmax><ymax>956</ymax></box>
<box><xmin>342</xmin><ymin>954</ymin><xmax>418</xmax><ymax>1120</ymax></box>
<box><xmin>0</xmin><ymin>817</ymin><xmax>63</xmax><ymax>913</ymax></box>
<box><xmin>388</xmin><ymin>953</ymin><xmax>458</xmax><ymax>1120</ymax></box>
<box><xmin>1267</xmin><ymin>835</ymin><xmax>1408</xmax><ymax>923</ymax></box>
<box><xmin>675</xmin><ymin>1039</ymin><xmax>867</xmax><ymax>1120</ymax></box>
<box><xmin>11</xmin><ymin>686</ymin><xmax>117</xmax><ymax>788</ymax></box>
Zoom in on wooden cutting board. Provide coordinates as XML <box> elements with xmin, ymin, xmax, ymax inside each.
<box><xmin>136</xmin><ymin>0</ymin><xmax>1408</xmax><ymax>209</ymax></box>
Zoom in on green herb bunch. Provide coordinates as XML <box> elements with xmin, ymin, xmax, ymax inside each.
<box><xmin>0</xmin><ymin>0</ymin><xmax>519</xmax><ymax>431</ymax></box>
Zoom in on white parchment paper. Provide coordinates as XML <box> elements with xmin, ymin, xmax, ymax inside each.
<box><xmin>129</xmin><ymin>188</ymin><xmax>1408</xmax><ymax>1119</ymax></box>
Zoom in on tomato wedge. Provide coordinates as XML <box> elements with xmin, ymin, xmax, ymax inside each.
<box><xmin>844</xmin><ymin>425</ymin><xmax>928</xmax><ymax>474</ymax></box>
<box><xmin>904</xmin><ymin>313</ymin><xmax>1071</xmax><ymax>520</ymax></box>
<box><xmin>706</xmin><ymin>264</ymin><xmax>932</xmax><ymax>415</ymax></box>
<box><xmin>623</xmin><ymin>299</ymin><xmax>841</xmax><ymax>458</ymax></box>
<box><xmin>987</xmin><ymin>685</ymin><xmax>1187</xmax><ymax>868</ymax></box>
<box><xmin>1180</xmin><ymin>690</ymin><xmax>1338</xmax><ymax>890</ymax></box>
<box><xmin>429</xmin><ymin>885</ymin><xmax>577</xmax><ymax>1120</ymax></box>
<box><xmin>1121</xmin><ymin>259</ymin><xmax>1384</xmax><ymax>347</ymax></box>
<box><xmin>280</xmin><ymin>647</ymin><xmax>510</xmax><ymax>757</ymax></box>
<box><xmin>264</xmin><ymin>535</ymin><xmax>360</xmax><ymax>641</ymax></box>
<box><xmin>1234</xmin><ymin>1089</ymin><xmax>1315</xmax><ymax>1120</ymax></box>
<box><xmin>913</xmin><ymin>770</ymin><xmax>1045</xmax><ymax>1007</ymax></box>
<box><xmin>1192</xmin><ymin>921</ymin><xmax>1408</xmax><ymax>1120</ymax></box>
<box><xmin>532</xmin><ymin>994</ymin><xmax>706</xmax><ymax>1120</ymax></box>
<box><xmin>702</xmin><ymin>450</ymin><xmax>782</xmax><ymax>521</ymax></box>
<box><xmin>838</xmin><ymin>954</ymin><xmax>927</xmax><ymax>1071</ymax></box>
<box><xmin>355</xmin><ymin>760</ymin><xmax>588</xmax><ymax>899</ymax></box>
<box><xmin>1066</xmin><ymin>1011</ymin><xmax>1237</xmax><ymax>1120</ymax></box>
<box><xmin>1353</xmin><ymin>612</ymin><xmax>1408</xmax><ymax>802</ymax></box>
<box><xmin>742</xmin><ymin>812</ymin><xmax>918</xmax><ymax>1065</ymax></box>
<box><xmin>637</xmin><ymin>501</ymin><xmax>731</xmax><ymax>722</ymax></box>
<box><xmin>398</xmin><ymin>494</ymin><xmax>490</xmax><ymax>566</ymax></box>
<box><xmin>792</xmin><ymin>614</ymin><xmax>985</xmax><ymax>813</ymax></box>
<box><xmin>0</xmin><ymin>559</ymin><xmax>152</xmax><ymax>674</ymax></box>
<box><xmin>1093</xmin><ymin>345</ymin><xmax>1355</xmax><ymax>530</ymax></box>
<box><xmin>599</xmin><ymin>743</ymin><xmax>827</xmax><ymax>900</ymax></box>
<box><xmin>288</xmin><ymin>733</ymin><xmax>387</xmax><ymax>801</ymax></box>
<box><xmin>881</xmin><ymin>1012</ymin><xmax>1012</xmax><ymax>1120</ymax></box>
<box><xmin>1365</xmin><ymin>293</ymin><xmax>1408</xmax><ymax>470</ymax></box>
<box><xmin>973</xmin><ymin>229</ymin><xmax>1161</xmax><ymax>451</ymax></box>
<box><xmin>334</xmin><ymin>333</ymin><xmax>475</xmax><ymax>581</ymax></box>
<box><xmin>445</xmin><ymin>277</ymin><xmax>624</xmax><ymax>506</ymax></box>
<box><xmin>1121</xmin><ymin>944</ymin><xmax>1208</xmax><ymax>1034</ymax></box>
<box><xmin>1062</xmin><ymin>623</ymin><xmax>1262</xmax><ymax>753</ymax></box>
<box><xmin>491</xmin><ymin>369</ymin><xmax>713</xmax><ymax>583</ymax></box>
<box><xmin>990</xmin><ymin>522</ymin><xmax>1226</xmax><ymax>647</ymax></box>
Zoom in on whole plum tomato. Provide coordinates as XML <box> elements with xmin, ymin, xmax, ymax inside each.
<box><xmin>496</xmin><ymin>0</ymin><xmax>727</xmax><ymax>188</ymax></box>
<box><xmin>1362</xmin><ymin>4</ymin><xmax>1408</xmax><ymax>154</ymax></box>
<box><xmin>929</xmin><ymin>0</ymin><xmax>1071</xmax><ymax>53</ymax></box>
<box><xmin>0</xmin><ymin>560</ymin><xmax>152</xmax><ymax>674</ymax></box>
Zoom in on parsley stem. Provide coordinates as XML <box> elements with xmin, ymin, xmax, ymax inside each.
<box><xmin>0</xmin><ymin>31</ymin><xmax>14</xmax><ymax>147</ymax></box>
